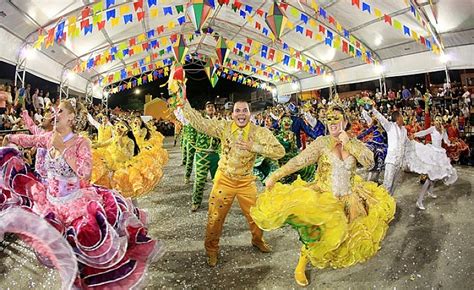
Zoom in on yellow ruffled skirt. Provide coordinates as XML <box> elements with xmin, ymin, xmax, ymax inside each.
<box><xmin>91</xmin><ymin>134</ymin><xmax>168</xmax><ymax>198</ymax></box>
<box><xmin>250</xmin><ymin>176</ymin><xmax>395</xmax><ymax>269</ymax></box>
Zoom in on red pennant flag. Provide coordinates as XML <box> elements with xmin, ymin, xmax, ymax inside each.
<box><xmin>297</xmin><ymin>61</ymin><xmax>302</xmax><ymax>69</ymax></box>
<box><xmin>356</xmin><ymin>41</ymin><xmax>360</xmax><ymax>48</ymax></box>
<box><xmin>233</xmin><ymin>0</ymin><xmax>242</xmax><ymax>10</ymax></box>
<box><xmin>351</xmin><ymin>0</ymin><xmax>360</xmax><ymax>8</ymax></box>
<box><xmin>279</xmin><ymin>2</ymin><xmax>288</xmax><ymax>10</ymax></box>
<box><xmin>384</xmin><ymin>14</ymin><xmax>392</xmax><ymax>25</ymax></box>
<box><xmin>98</xmin><ymin>20</ymin><xmax>106</xmax><ymax>31</ymax></box>
<box><xmin>319</xmin><ymin>25</ymin><xmax>325</xmax><ymax>34</ymax></box>
<box><xmin>82</xmin><ymin>7</ymin><xmax>91</xmax><ymax>18</ymax></box>
<box><xmin>129</xmin><ymin>49</ymin><xmax>134</xmax><ymax>56</ymax></box>
<box><xmin>157</xmin><ymin>25</ymin><xmax>164</xmax><ymax>34</ymax></box>
<box><xmin>142</xmin><ymin>42</ymin><xmax>149</xmax><ymax>50</ymax></box>
<box><xmin>269</xmin><ymin>48</ymin><xmax>275</xmax><ymax>57</ymax></box>
<box><xmin>133</xmin><ymin>0</ymin><xmax>143</xmax><ymax>11</ymax></box>
<box><xmin>133</xmin><ymin>63</ymin><xmax>138</xmax><ymax>69</ymax></box>
<box><xmin>153</xmin><ymin>53</ymin><xmax>158</xmax><ymax>58</ymax></box>
<box><xmin>255</xmin><ymin>22</ymin><xmax>261</xmax><ymax>30</ymax></box>
<box><xmin>342</xmin><ymin>40</ymin><xmax>348</xmax><ymax>53</ymax></box>
<box><xmin>233</xmin><ymin>48</ymin><xmax>238</xmax><ymax>54</ymax></box>
<box><xmin>305</xmin><ymin>29</ymin><xmax>313</xmax><ymax>38</ymax></box>
<box><xmin>328</xmin><ymin>16</ymin><xmax>335</xmax><ymax>24</ymax></box>
<box><xmin>247</xmin><ymin>38</ymin><xmax>253</xmax><ymax>45</ymax></box>
<box><xmin>137</xmin><ymin>11</ymin><xmax>145</xmax><ymax>21</ymax></box>
<box><xmin>420</xmin><ymin>36</ymin><xmax>426</xmax><ymax>44</ymax></box>
<box><xmin>296</xmin><ymin>51</ymin><xmax>301</xmax><ymax>58</ymax></box>
<box><xmin>170</xmin><ymin>33</ymin><xmax>177</xmax><ymax>42</ymax></box>
<box><xmin>256</xmin><ymin>9</ymin><xmax>264</xmax><ymax>17</ymax></box>
<box><xmin>129</xmin><ymin>38</ymin><xmax>136</xmax><ymax>46</ymax></box>
<box><xmin>244</xmin><ymin>46</ymin><xmax>250</xmax><ymax>53</ymax></box>
<box><xmin>80</xmin><ymin>18</ymin><xmax>90</xmax><ymax>30</ymax></box>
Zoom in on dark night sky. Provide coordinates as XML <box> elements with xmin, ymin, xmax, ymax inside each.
<box><xmin>107</xmin><ymin>63</ymin><xmax>258</xmax><ymax>110</ymax></box>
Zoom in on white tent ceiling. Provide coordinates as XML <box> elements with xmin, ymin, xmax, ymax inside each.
<box><xmin>0</xmin><ymin>0</ymin><xmax>472</xmax><ymax>96</ymax></box>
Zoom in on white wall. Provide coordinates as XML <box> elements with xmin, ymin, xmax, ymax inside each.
<box><xmin>277</xmin><ymin>44</ymin><xmax>474</xmax><ymax>95</ymax></box>
<box><xmin>0</xmin><ymin>27</ymin><xmax>88</xmax><ymax>93</ymax></box>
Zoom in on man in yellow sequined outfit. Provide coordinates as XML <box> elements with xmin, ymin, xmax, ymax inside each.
<box><xmin>183</xmin><ymin>100</ymin><xmax>285</xmax><ymax>267</ymax></box>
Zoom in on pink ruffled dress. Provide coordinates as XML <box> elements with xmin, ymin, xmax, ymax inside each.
<box><xmin>0</xmin><ymin>133</ymin><xmax>163</xmax><ymax>289</ymax></box>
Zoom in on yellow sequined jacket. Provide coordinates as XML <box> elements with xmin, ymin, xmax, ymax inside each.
<box><xmin>270</xmin><ymin>135</ymin><xmax>374</xmax><ymax>197</ymax></box>
<box><xmin>183</xmin><ymin>102</ymin><xmax>285</xmax><ymax>179</ymax></box>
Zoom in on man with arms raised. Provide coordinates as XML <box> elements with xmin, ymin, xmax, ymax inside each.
<box><xmin>183</xmin><ymin>99</ymin><xmax>285</xmax><ymax>267</ymax></box>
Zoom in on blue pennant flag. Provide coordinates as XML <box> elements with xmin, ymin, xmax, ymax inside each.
<box><xmin>163</xmin><ymin>7</ymin><xmax>173</xmax><ymax>15</ymax></box>
<box><xmin>106</xmin><ymin>9</ymin><xmax>116</xmax><ymax>20</ymax></box>
<box><xmin>177</xmin><ymin>16</ymin><xmax>186</xmax><ymax>25</ymax></box>
<box><xmin>123</xmin><ymin>14</ymin><xmax>133</xmax><ymax>24</ymax></box>
<box><xmin>106</xmin><ymin>0</ymin><xmax>115</xmax><ymax>9</ymax></box>
<box><xmin>300</xmin><ymin>13</ymin><xmax>308</xmax><ymax>24</ymax></box>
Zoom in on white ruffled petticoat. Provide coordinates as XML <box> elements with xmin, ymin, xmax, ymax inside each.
<box><xmin>405</xmin><ymin>140</ymin><xmax>457</xmax><ymax>185</ymax></box>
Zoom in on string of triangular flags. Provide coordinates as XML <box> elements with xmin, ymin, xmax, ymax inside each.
<box><xmin>106</xmin><ymin>65</ymin><xmax>170</xmax><ymax>95</ymax></box>
<box><xmin>34</xmin><ymin>0</ymin><xmax>186</xmax><ymax>50</ymax></box>
<box><xmin>350</xmin><ymin>0</ymin><xmax>440</xmax><ymax>54</ymax></box>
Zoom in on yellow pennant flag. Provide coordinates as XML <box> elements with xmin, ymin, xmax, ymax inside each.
<box><xmin>111</xmin><ymin>17</ymin><xmax>119</xmax><ymax>27</ymax></box>
<box><xmin>309</xmin><ymin>19</ymin><xmax>317</xmax><ymax>27</ymax></box>
<box><xmin>137</xmin><ymin>33</ymin><xmax>146</xmax><ymax>42</ymax></box>
<box><xmin>374</xmin><ymin>8</ymin><xmax>382</xmax><ymax>18</ymax></box>
<box><xmin>287</xmin><ymin>21</ymin><xmax>294</xmax><ymax>30</ymax></box>
<box><xmin>336</xmin><ymin>22</ymin><xmax>343</xmax><ymax>32</ymax></box>
<box><xmin>150</xmin><ymin>8</ymin><xmax>158</xmax><ymax>17</ymax></box>
<box><xmin>120</xmin><ymin>4</ymin><xmax>131</xmax><ymax>15</ymax></box>
<box><xmin>247</xmin><ymin>15</ymin><xmax>254</xmax><ymax>24</ymax></box>
<box><xmin>168</xmin><ymin>20</ymin><xmax>175</xmax><ymax>29</ymax></box>
<box><xmin>33</xmin><ymin>34</ymin><xmax>46</xmax><ymax>49</ymax></box>
<box><xmin>412</xmin><ymin>31</ymin><xmax>419</xmax><ymax>40</ymax></box>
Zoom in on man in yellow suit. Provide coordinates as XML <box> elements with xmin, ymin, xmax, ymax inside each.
<box><xmin>183</xmin><ymin>99</ymin><xmax>285</xmax><ymax>267</ymax></box>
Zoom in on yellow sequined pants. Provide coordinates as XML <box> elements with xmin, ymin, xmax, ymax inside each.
<box><xmin>205</xmin><ymin>170</ymin><xmax>263</xmax><ymax>254</ymax></box>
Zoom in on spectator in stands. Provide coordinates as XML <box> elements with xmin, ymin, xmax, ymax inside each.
<box><xmin>43</xmin><ymin>91</ymin><xmax>52</xmax><ymax>108</ymax></box>
<box><xmin>0</xmin><ymin>84</ymin><xmax>8</xmax><ymax>114</ymax></box>
<box><xmin>462</xmin><ymin>86</ymin><xmax>471</xmax><ymax>108</ymax></box>
<box><xmin>32</xmin><ymin>88</ymin><xmax>40</xmax><ymax>112</ymax></box>
<box><xmin>402</xmin><ymin>85</ymin><xmax>411</xmax><ymax>107</ymax></box>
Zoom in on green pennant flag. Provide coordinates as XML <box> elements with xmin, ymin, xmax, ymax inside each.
<box><xmin>159</xmin><ymin>49</ymin><xmax>164</xmax><ymax>55</ymax></box>
<box><xmin>176</xmin><ymin>5</ymin><xmax>184</xmax><ymax>13</ymax></box>
<box><xmin>138</xmin><ymin>78</ymin><xmax>142</xmax><ymax>85</ymax></box>
<box><xmin>349</xmin><ymin>44</ymin><xmax>355</xmax><ymax>54</ymax></box>
<box><xmin>93</xmin><ymin>2</ymin><xmax>103</xmax><ymax>14</ymax></box>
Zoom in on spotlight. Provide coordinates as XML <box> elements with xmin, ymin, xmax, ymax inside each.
<box><xmin>66</xmin><ymin>70</ymin><xmax>75</xmax><ymax>81</ymax></box>
<box><xmin>135</xmin><ymin>89</ymin><xmax>141</xmax><ymax>95</ymax></box>
<box><xmin>21</xmin><ymin>47</ymin><xmax>34</xmax><ymax>59</ymax></box>
<box><xmin>324</xmin><ymin>74</ymin><xmax>334</xmax><ymax>83</ymax></box>
<box><xmin>374</xmin><ymin>64</ymin><xmax>384</xmax><ymax>75</ymax></box>
<box><xmin>271</xmin><ymin>87</ymin><xmax>277</xmax><ymax>97</ymax></box>
<box><xmin>291</xmin><ymin>82</ymin><xmax>299</xmax><ymax>90</ymax></box>
<box><xmin>440</xmin><ymin>53</ymin><xmax>450</xmax><ymax>64</ymax></box>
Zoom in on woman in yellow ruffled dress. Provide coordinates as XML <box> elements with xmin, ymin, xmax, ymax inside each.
<box><xmin>91</xmin><ymin>115</ymin><xmax>168</xmax><ymax>199</ymax></box>
<box><xmin>250</xmin><ymin>105</ymin><xmax>396</xmax><ymax>286</ymax></box>
<box><xmin>129</xmin><ymin>117</ymin><xmax>168</xmax><ymax>193</ymax></box>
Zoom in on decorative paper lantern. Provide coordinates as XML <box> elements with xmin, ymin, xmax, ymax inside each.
<box><xmin>265</xmin><ymin>1</ymin><xmax>288</xmax><ymax>40</ymax></box>
<box><xmin>186</xmin><ymin>0</ymin><xmax>214</xmax><ymax>31</ymax></box>
<box><xmin>215</xmin><ymin>36</ymin><xmax>230</xmax><ymax>65</ymax></box>
<box><xmin>172</xmin><ymin>34</ymin><xmax>189</xmax><ymax>64</ymax></box>
<box><xmin>210</xmin><ymin>73</ymin><xmax>219</xmax><ymax>88</ymax></box>
<box><xmin>204</xmin><ymin>57</ymin><xmax>217</xmax><ymax>80</ymax></box>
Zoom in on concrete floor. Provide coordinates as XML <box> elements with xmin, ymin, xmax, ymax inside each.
<box><xmin>1</xmin><ymin>137</ymin><xmax>473</xmax><ymax>289</ymax></box>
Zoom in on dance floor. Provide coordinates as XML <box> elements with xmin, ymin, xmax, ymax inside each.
<box><xmin>1</xmin><ymin>137</ymin><xmax>473</xmax><ymax>289</ymax></box>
